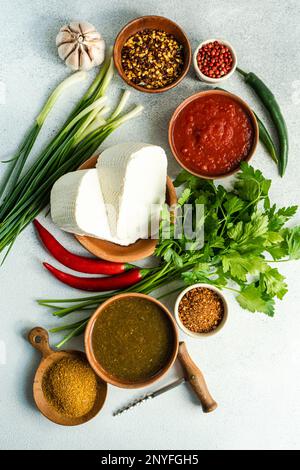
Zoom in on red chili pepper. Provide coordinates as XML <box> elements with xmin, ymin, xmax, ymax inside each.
<box><xmin>43</xmin><ymin>263</ymin><xmax>147</xmax><ymax>291</ymax></box>
<box><xmin>34</xmin><ymin>219</ymin><xmax>131</xmax><ymax>275</ymax></box>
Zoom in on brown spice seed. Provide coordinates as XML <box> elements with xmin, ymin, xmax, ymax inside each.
<box><xmin>121</xmin><ymin>29</ymin><xmax>184</xmax><ymax>89</ymax></box>
<box><xmin>178</xmin><ymin>287</ymin><xmax>224</xmax><ymax>334</ymax></box>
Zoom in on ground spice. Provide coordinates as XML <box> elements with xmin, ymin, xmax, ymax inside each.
<box><xmin>197</xmin><ymin>41</ymin><xmax>233</xmax><ymax>79</ymax></box>
<box><xmin>121</xmin><ymin>29</ymin><xmax>184</xmax><ymax>89</ymax></box>
<box><xmin>178</xmin><ymin>287</ymin><xmax>224</xmax><ymax>333</ymax></box>
<box><xmin>42</xmin><ymin>356</ymin><xmax>98</xmax><ymax>418</ymax></box>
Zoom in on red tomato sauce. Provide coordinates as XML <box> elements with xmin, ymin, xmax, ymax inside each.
<box><xmin>172</xmin><ymin>94</ymin><xmax>254</xmax><ymax>177</ymax></box>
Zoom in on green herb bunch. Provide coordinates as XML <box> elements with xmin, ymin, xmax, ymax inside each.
<box><xmin>169</xmin><ymin>162</ymin><xmax>300</xmax><ymax>316</ymax></box>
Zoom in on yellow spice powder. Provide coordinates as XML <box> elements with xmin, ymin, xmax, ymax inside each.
<box><xmin>42</xmin><ymin>356</ymin><xmax>98</xmax><ymax>418</ymax></box>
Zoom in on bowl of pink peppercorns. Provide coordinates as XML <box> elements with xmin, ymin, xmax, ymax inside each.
<box><xmin>193</xmin><ymin>39</ymin><xmax>237</xmax><ymax>83</ymax></box>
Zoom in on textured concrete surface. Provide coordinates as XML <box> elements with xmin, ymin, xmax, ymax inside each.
<box><xmin>0</xmin><ymin>0</ymin><xmax>300</xmax><ymax>450</ymax></box>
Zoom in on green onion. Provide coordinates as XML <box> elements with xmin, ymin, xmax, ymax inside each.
<box><xmin>0</xmin><ymin>71</ymin><xmax>87</xmax><ymax>201</ymax></box>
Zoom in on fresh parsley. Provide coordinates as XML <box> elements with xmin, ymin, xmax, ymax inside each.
<box><xmin>164</xmin><ymin>163</ymin><xmax>300</xmax><ymax>316</ymax></box>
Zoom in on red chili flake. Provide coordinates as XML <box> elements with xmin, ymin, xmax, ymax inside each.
<box><xmin>197</xmin><ymin>41</ymin><xmax>233</xmax><ymax>79</ymax></box>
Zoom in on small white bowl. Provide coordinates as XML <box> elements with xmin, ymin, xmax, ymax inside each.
<box><xmin>174</xmin><ymin>283</ymin><xmax>228</xmax><ymax>338</ymax></box>
<box><xmin>193</xmin><ymin>38</ymin><xmax>237</xmax><ymax>84</ymax></box>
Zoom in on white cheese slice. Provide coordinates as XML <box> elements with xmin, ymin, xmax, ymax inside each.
<box><xmin>50</xmin><ymin>169</ymin><xmax>114</xmax><ymax>240</ymax></box>
<box><xmin>96</xmin><ymin>143</ymin><xmax>167</xmax><ymax>243</ymax></box>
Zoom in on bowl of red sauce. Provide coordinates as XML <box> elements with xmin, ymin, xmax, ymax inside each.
<box><xmin>169</xmin><ymin>90</ymin><xmax>258</xmax><ymax>179</ymax></box>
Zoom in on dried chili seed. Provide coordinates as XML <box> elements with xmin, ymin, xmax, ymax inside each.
<box><xmin>197</xmin><ymin>41</ymin><xmax>233</xmax><ymax>79</ymax></box>
<box><xmin>121</xmin><ymin>29</ymin><xmax>184</xmax><ymax>89</ymax></box>
<box><xmin>178</xmin><ymin>287</ymin><xmax>224</xmax><ymax>333</ymax></box>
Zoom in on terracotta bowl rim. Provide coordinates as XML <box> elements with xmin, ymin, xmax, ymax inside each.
<box><xmin>168</xmin><ymin>89</ymin><xmax>259</xmax><ymax>179</ymax></box>
<box><xmin>85</xmin><ymin>293</ymin><xmax>179</xmax><ymax>389</ymax></box>
<box><xmin>113</xmin><ymin>15</ymin><xmax>192</xmax><ymax>94</ymax></box>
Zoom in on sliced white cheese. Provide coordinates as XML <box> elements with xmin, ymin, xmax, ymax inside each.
<box><xmin>50</xmin><ymin>169</ymin><xmax>114</xmax><ymax>240</ymax></box>
<box><xmin>96</xmin><ymin>143</ymin><xmax>167</xmax><ymax>243</ymax></box>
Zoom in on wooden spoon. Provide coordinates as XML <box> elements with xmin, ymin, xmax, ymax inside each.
<box><xmin>28</xmin><ymin>327</ymin><xmax>107</xmax><ymax>426</ymax></box>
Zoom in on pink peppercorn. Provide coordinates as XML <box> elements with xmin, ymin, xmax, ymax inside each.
<box><xmin>197</xmin><ymin>41</ymin><xmax>233</xmax><ymax>79</ymax></box>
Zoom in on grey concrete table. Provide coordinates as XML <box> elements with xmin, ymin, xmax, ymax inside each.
<box><xmin>0</xmin><ymin>0</ymin><xmax>299</xmax><ymax>450</ymax></box>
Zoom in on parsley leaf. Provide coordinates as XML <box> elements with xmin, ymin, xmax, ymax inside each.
<box><xmin>285</xmin><ymin>226</ymin><xmax>300</xmax><ymax>260</ymax></box>
<box><xmin>223</xmin><ymin>194</ymin><xmax>245</xmax><ymax>215</ymax></box>
<box><xmin>260</xmin><ymin>267</ymin><xmax>288</xmax><ymax>300</ymax></box>
<box><xmin>221</xmin><ymin>250</ymin><xmax>266</xmax><ymax>281</ymax></box>
<box><xmin>178</xmin><ymin>188</ymin><xmax>192</xmax><ymax>206</ymax></box>
<box><xmin>268</xmin><ymin>205</ymin><xmax>298</xmax><ymax>231</ymax></box>
<box><xmin>237</xmin><ymin>285</ymin><xmax>275</xmax><ymax>316</ymax></box>
<box><xmin>234</xmin><ymin>162</ymin><xmax>271</xmax><ymax>202</ymax></box>
<box><xmin>266</xmin><ymin>243</ymin><xmax>289</xmax><ymax>260</ymax></box>
<box><xmin>228</xmin><ymin>212</ymin><xmax>269</xmax><ymax>245</ymax></box>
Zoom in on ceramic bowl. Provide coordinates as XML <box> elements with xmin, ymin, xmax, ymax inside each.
<box><xmin>75</xmin><ymin>154</ymin><xmax>177</xmax><ymax>262</ymax></box>
<box><xmin>174</xmin><ymin>283</ymin><xmax>228</xmax><ymax>338</ymax></box>
<box><xmin>193</xmin><ymin>38</ymin><xmax>237</xmax><ymax>84</ymax></box>
<box><xmin>168</xmin><ymin>89</ymin><xmax>259</xmax><ymax>179</ymax></box>
<box><xmin>85</xmin><ymin>293</ymin><xmax>179</xmax><ymax>388</ymax></box>
<box><xmin>113</xmin><ymin>15</ymin><xmax>191</xmax><ymax>93</ymax></box>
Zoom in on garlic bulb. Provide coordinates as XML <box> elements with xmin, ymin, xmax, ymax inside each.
<box><xmin>56</xmin><ymin>22</ymin><xmax>105</xmax><ymax>71</ymax></box>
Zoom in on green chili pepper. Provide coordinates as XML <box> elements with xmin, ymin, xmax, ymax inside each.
<box><xmin>214</xmin><ymin>87</ymin><xmax>278</xmax><ymax>165</ymax></box>
<box><xmin>237</xmin><ymin>68</ymin><xmax>288</xmax><ymax>176</ymax></box>
<box><xmin>253</xmin><ymin>111</ymin><xmax>278</xmax><ymax>164</ymax></box>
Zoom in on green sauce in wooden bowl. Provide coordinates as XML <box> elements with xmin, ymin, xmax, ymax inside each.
<box><xmin>91</xmin><ymin>296</ymin><xmax>176</xmax><ymax>383</ymax></box>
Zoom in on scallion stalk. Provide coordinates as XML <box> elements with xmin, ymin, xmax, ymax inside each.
<box><xmin>0</xmin><ymin>71</ymin><xmax>87</xmax><ymax>200</ymax></box>
<box><xmin>0</xmin><ymin>52</ymin><xmax>143</xmax><ymax>262</ymax></box>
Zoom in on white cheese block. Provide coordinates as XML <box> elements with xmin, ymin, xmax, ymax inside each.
<box><xmin>96</xmin><ymin>143</ymin><xmax>167</xmax><ymax>243</ymax></box>
<box><xmin>50</xmin><ymin>169</ymin><xmax>114</xmax><ymax>240</ymax></box>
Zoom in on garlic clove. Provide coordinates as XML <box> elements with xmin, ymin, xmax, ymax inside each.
<box><xmin>58</xmin><ymin>43</ymin><xmax>77</xmax><ymax>61</ymax></box>
<box><xmin>85</xmin><ymin>32</ymin><xmax>102</xmax><ymax>42</ymax></box>
<box><xmin>56</xmin><ymin>31</ymin><xmax>73</xmax><ymax>47</ymax></box>
<box><xmin>76</xmin><ymin>21</ymin><xmax>97</xmax><ymax>34</ymax></box>
<box><xmin>91</xmin><ymin>45</ymin><xmax>105</xmax><ymax>66</ymax></box>
<box><xmin>68</xmin><ymin>22</ymin><xmax>82</xmax><ymax>34</ymax></box>
<box><xmin>79</xmin><ymin>49</ymin><xmax>94</xmax><ymax>71</ymax></box>
<box><xmin>65</xmin><ymin>46</ymin><xmax>80</xmax><ymax>71</ymax></box>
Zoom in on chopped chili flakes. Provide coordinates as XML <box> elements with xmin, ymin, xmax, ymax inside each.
<box><xmin>121</xmin><ymin>29</ymin><xmax>184</xmax><ymax>89</ymax></box>
<box><xmin>178</xmin><ymin>287</ymin><xmax>224</xmax><ymax>333</ymax></box>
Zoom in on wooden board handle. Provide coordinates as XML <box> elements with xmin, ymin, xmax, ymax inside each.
<box><xmin>28</xmin><ymin>327</ymin><xmax>53</xmax><ymax>358</ymax></box>
<box><xmin>177</xmin><ymin>342</ymin><xmax>218</xmax><ymax>413</ymax></box>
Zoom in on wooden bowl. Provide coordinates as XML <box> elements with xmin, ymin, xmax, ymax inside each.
<box><xmin>113</xmin><ymin>15</ymin><xmax>191</xmax><ymax>93</ymax></box>
<box><xmin>28</xmin><ymin>327</ymin><xmax>107</xmax><ymax>426</ymax></box>
<box><xmin>168</xmin><ymin>89</ymin><xmax>259</xmax><ymax>179</ymax></box>
<box><xmin>75</xmin><ymin>155</ymin><xmax>177</xmax><ymax>262</ymax></box>
<box><xmin>85</xmin><ymin>293</ymin><xmax>179</xmax><ymax>389</ymax></box>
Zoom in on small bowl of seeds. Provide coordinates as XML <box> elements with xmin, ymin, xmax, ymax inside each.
<box><xmin>113</xmin><ymin>15</ymin><xmax>191</xmax><ymax>93</ymax></box>
<box><xmin>193</xmin><ymin>39</ymin><xmax>237</xmax><ymax>84</ymax></box>
<box><xmin>174</xmin><ymin>284</ymin><xmax>228</xmax><ymax>338</ymax></box>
